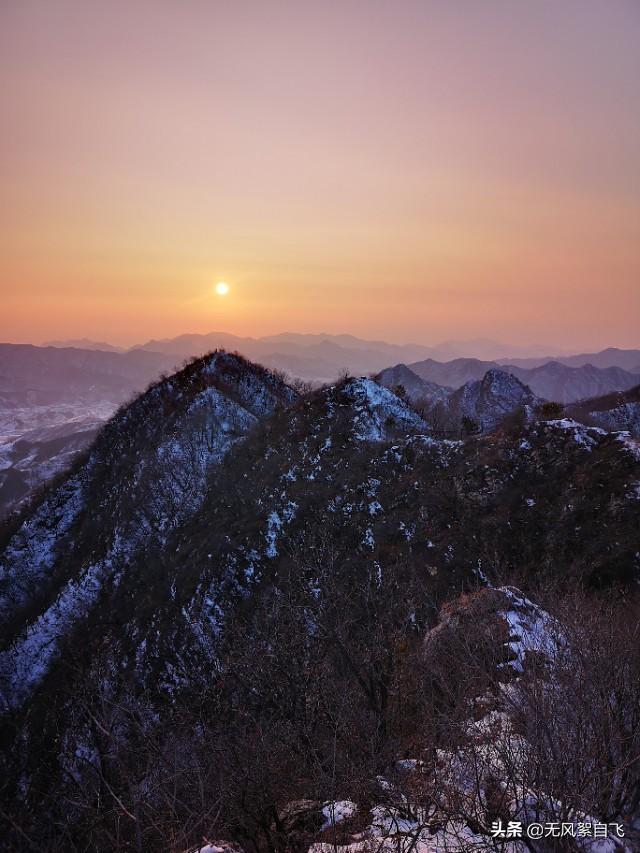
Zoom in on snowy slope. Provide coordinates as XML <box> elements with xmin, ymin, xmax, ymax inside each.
<box><xmin>0</xmin><ymin>351</ymin><xmax>296</xmax><ymax>709</ymax></box>
<box><xmin>1</xmin><ymin>356</ymin><xmax>639</xmax><ymax>850</ymax></box>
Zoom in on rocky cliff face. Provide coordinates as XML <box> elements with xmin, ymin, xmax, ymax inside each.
<box><xmin>439</xmin><ymin>368</ymin><xmax>540</xmax><ymax>432</ymax></box>
<box><xmin>378</xmin><ymin>366</ymin><xmax>541</xmax><ymax>434</ymax></box>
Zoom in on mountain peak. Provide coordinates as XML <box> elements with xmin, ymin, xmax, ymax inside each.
<box><xmin>444</xmin><ymin>369</ymin><xmax>539</xmax><ymax>433</ymax></box>
<box><xmin>0</xmin><ymin>350</ymin><xmax>298</xmax><ymax>709</ymax></box>
<box><xmin>480</xmin><ymin>367</ymin><xmax>533</xmax><ymax>395</ymax></box>
<box><xmin>335</xmin><ymin>376</ymin><xmax>428</xmax><ymax>441</ymax></box>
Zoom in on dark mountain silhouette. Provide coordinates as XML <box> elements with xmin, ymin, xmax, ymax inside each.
<box><xmin>376</xmin><ymin>363</ymin><xmax>451</xmax><ymax>401</ymax></box>
<box><xmin>1</xmin><ymin>353</ymin><xmax>638</xmax><ymax>849</ymax></box>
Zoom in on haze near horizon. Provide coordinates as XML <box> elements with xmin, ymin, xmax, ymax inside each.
<box><xmin>1</xmin><ymin>0</ymin><xmax>639</xmax><ymax>350</ymax></box>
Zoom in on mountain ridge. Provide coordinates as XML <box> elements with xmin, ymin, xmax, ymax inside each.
<box><xmin>407</xmin><ymin>356</ymin><xmax>640</xmax><ymax>403</ymax></box>
<box><xmin>1</xmin><ymin>351</ymin><xmax>639</xmax><ymax>849</ymax></box>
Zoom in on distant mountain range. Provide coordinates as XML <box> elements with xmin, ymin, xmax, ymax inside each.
<box><xmin>44</xmin><ymin>337</ymin><xmax>126</xmax><ymax>353</ymax></box>
<box><xmin>499</xmin><ymin>346</ymin><xmax>640</xmax><ymax>372</ymax></box>
<box><xmin>128</xmin><ymin>331</ymin><xmax>477</xmax><ymax>380</ymax></box>
<box><xmin>29</xmin><ymin>333</ymin><xmax>640</xmax><ymax>387</ymax></box>
<box><xmin>404</xmin><ymin>357</ymin><xmax>640</xmax><ymax>404</ymax></box>
<box><xmin>0</xmin><ymin>343</ymin><xmax>176</xmax><ymax>407</ymax></box>
<box><xmin>48</xmin><ymin>332</ymin><xmax>562</xmax><ymax>362</ymax></box>
<box><xmin>130</xmin><ymin>331</ymin><xmax>624</xmax><ymax>380</ymax></box>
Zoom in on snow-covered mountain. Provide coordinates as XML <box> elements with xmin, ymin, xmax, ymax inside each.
<box><xmin>0</xmin><ymin>351</ymin><xmax>297</xmax><ymax>708</ymax></box>
<box><xmin>1</xmin><ymin>353</ymin><xmax>639</xmax><ymax>850</ymax></box>
<box><xmin>3</xmin><ymin>340</ymin><xmax>634</xmax><ymax>522</ymax></box>
<box><xmin>434</xmin><ymin>369</ymin><xmax>540</xmax><ymax>433</ymax></box>
<box><xmin>0</xmin><ymin>345</ymin><xmax>181</xmax><ymax>519</ymax></box>
<box><xmin>567</xmin><ymin>384</ymin><xmax>640</xmax><ymax>437</ymax></box>
<box><xmin>377</xmin><ymin>366</ymin><xmax>540</xmax><ymax>433</ymax></box>
<box><xmin>0</xmin><ymin>417</ymin><xmax>103</xmax><ymax>519</ymax></box>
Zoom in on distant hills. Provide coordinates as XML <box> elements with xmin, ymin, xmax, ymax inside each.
<box><xmin>0</xmin><ymin>343</ymin><xmax>176</xmax><ymax>407</ymax></box>
<box><xmin>2</xmin><ymin>337</ymin><xmax>639</xmax><ymax>412</ymax></box>
<box><xmin>2</xmin><ymin>337</ymin><xmax>639</xmax><ymax>409</ymax></box>
<box><xmin>44</xmin><ymin>338</ymin><xmax>126</xmax><ymax>353</ymax></box>
<box><xmin>499</xmin><ymin>346</ymin><xmax>640</xmax><ymax>372</ymax></box>
<box><xmin>32</xmin><ymin>332</ymin><xmax>640</xmax><ymax>387</ymax></box>
<box><xmin>130</xmin><ymin>331</ymin><xmax>565</xmax><ymax>366</ymax></box>
<box><xmin>129</xmin><ymin>330</ymin><xmax>458</xmax><ymax>380</ymax></box>
<box><xmin>405</xmin><ymin>356</ymin><xmax>640</xmax><ymax>404</ymax></box>
<box><xmin>377</xmin><ymin>365</ymin><xmax>541</xmax><ymax>434</ymax></box>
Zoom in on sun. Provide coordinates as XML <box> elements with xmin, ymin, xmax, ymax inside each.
<box><xmin>215</xmin><ymin>281</ymin><xmax>230</xmax><ymax>296</ymax></box>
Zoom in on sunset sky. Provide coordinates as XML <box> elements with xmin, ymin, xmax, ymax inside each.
<box><xmin>1</xmin><ymin>0</ymin><xmax>639</xmax><ymax>350</ymax></box>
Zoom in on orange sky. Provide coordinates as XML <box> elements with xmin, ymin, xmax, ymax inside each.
<box><xmin>1</xmin><ymin>0</ymin><xmax>639</xmax><ymax>350</ymax></box>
